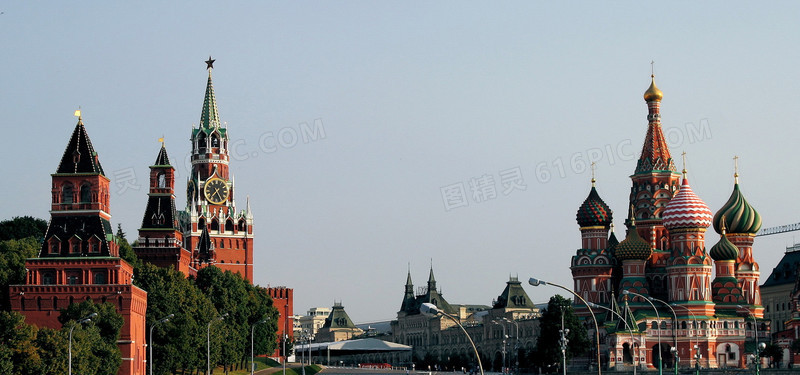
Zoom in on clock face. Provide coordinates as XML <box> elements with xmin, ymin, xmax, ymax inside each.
<box><xmin>203</xmin><ymin>177</ymin><xmax>229</xmax><ymax>205</ymax></box>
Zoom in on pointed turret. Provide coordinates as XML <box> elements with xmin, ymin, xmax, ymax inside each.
<box><xmin>56</xmin><ymin>118</ymin><xmax>105</xmax><ymax>175</ymax></box>
<box><xmin>200</xmin><ymin>57</ymin><xmax>221</xmax><ymax>130</ymax></box>
<box><xmin>400</xmin><ymin>269</ymin><xmax>416</xmax><ymax>313</ymax></box>
<box><xmin>493</xmin><ymin>276</ymin><xmax>537</xmax><ymax>310</ymax></box>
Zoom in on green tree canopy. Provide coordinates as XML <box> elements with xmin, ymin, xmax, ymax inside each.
<box><xmin>0</xmin><ymin>216</ymin><xmax>47</xmax><ymax>241</ymax></box>
<box><xmin>59</xmin><ymin>301</ymin><xmax>124</xmax><ymax>375</ymax></box>
<box><xmin>531</xmin><ymin>295</ymin><xmax>591</xmax><ymax>371</ymax></box>
<box><xmin>0</xmin><ymin>237</ymin><xmax>40</xmax><ymax>310</ymax></box>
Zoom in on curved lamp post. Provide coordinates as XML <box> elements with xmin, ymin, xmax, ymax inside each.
<box><xmin>648</xmin><ymin>297</ymin><xmax>678</xmax><ymax>374</ymax></box>
<box><xmin>622</xmin><ymin>290</ymin><xmax>661</xmax><ymax>375</ymax></box>
<box><xmin>208</xmin><ymin>312</ymin><xmax>228</xmax><ymax>375</ymax></box>
<box><xmin>588</xmin><ymin>302</ymin><xmax>637</xmax><ymax>375</ymax></box>
<box><xmin>251</xmin><ymin>317</ymin><xmax>269</xmax><ymax>375</ymax></box>
<box><xmin>669</xmin><ymin>304</ymin><xmax>699</xmax><ymax>375</ymax></box>
<box><xmin>529</xmin><ymin>277</ymin><xmax>602</xmax><ymax>375</ymax></box>
<box><xmin>69</xmin><ymin>312</ymin><xmax>97</xmax><ymax>375</ymax></box>
<box><xmin>420</xmin><ymin>302</ymin><xmax>484</xmax><ymax>375</ymax></box>
<box><xmin>150</xmin><ymin>313</ymin><xmax>174</xmax><ymax>375</ymax></box>
<box><xmin>737</xmin><ymin>305</ymin><xmax>761</xmax><ymax>375</ymax></box>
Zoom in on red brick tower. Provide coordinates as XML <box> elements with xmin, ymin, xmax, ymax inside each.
<box><xmin>186</xmin><ymin>58</ymin><xmax>255</xmax><ymax>282</ymax></box>
<box><xmin>10</xmin><ymin>116</ymin><xmax>147</xmax><ymax>375</ymax></box>
<box><xmin>133</xmin><ymin>144</ymin><xmax>192</xmax><ymax>275</ymax></box>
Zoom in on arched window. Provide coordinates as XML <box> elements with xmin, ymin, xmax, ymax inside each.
<box><xmin>93</xmin><ymin>271</ymin><xmax>107</xmax><ymax>285</ymax></box>
<box><xmin>210</xmin><ymin>219</ymin><xmax>219</xmax><ymax>231</ymax></box>
<box><xmin>197</xmin><ymin>132</ymin><xmax>207</xmax><ymax>152</ymax></box>
<box><xmin>80</xmin><ymin>183</ymin><xmax>91</xmax><ymax>203</ymax></box>
<box><xmin>62</xmin><ymin>183</ymin><xmax>74</xmax><ymax>204</ymax></box>
<box><xmin>238</xmin><ymin>220</ymin><xmax>246</xmax><ymax>232</ymax></box>
<box><xmin>225</xmin><ymin>219</ymin><xmax>234</xmax><ymax>233</ymax></box>
<box><xmin>660</xmin><ymin>321</ymin><xmax>667</xmax><ymax>329</ymax></box>
<box><xmin>157</xmin><ymin>173</ymin><xmax>166</xmax><ymax>188</ymax></box>
<box><xmin>723</xmin><ymin>321</ymin><xmax>729</xmax><ymax>329</ymax></box>
<box><xmin>199</xmin><ymin>218</ymin><xmax>206</xmax><ymax>229</ymax></box>
<box><xmin>651</xmin><ymin>321</ymin><xmax>658</xmax><ymax>330</ymax></box>
<box><xmin>681</xmin><ymin>321</ymin><xmax>687</xmax><ymax>329</ymax></box>
<box><xmin>211</xmin><ymin>133</ymin><xmax>220</xmax><ymax>148</ymax></box>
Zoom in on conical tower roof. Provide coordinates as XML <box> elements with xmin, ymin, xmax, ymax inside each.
<box><xmin>56</xmin><ymin>118</ymin><xmax>105</xmax><ymax>175</ymax></box>
<box><xmin>200</xmin><ymin>57</ymin><xmax>221</xmax><ymax>130</ymax></box>
<box><xmin>153</xmin><ymin>144</ymin><xmax>171</xmax><ymax>166</ymax></box>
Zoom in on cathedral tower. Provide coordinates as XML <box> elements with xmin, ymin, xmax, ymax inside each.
<box><xmin>571</xmin><ymin>177</ymin><xmax>615</xmax><ymax>306</ymax></box>
<box><xmin>186</xmin><ymin>58</ymin><xmax>255</xmax><ymax>282</ymax></box>
<box><xmin>661</xmin><ymin>171</ymin><xmax>715</xmax><ymax>317</ymax></box>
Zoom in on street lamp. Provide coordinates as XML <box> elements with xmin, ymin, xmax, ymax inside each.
<box><xmin>502</xmin><ymin>318</ymin><xmax>520</xmax><ymax>375</ymax></box>
<box><xmin>420</xmin><ymin>303</ymin><xmax>484</xmax><ymax>375</ymax></box>
<box><xmin>588</xmin><ymin>302</ymin><xmax>637</xmax><ymax>375</ymax></box>
<box><xmin>251</xmin><ymin>317</ymin><xmax>269</xmax><ymax>375</ymax></box>
<box><xmin>492</xmin><ymin>320</ymin><xmax>507</xmax><ymax>373</ymax></box>
<box><xmin>69</xmin><ymin>312</ymin><xmax>97</xmax><ymax>375</ymax></box>
<box><xmin>529</xmin><ymin>277</ymin><xmax>602</xmax><ymax>375</ymax></box>
<box><xmin>208</xmin><ymin>313</ymin><xmax>228</xmax><ymax>375</ymax></box>
<box><xmin>737</xmin><ymin>305</ymin><xmax>761</xmax><ymax>375</ymax></box>
<box><xmin>648</xmin><ymin>297</ymin><xmax>677</xmax><ymax>374</ymax></box>
<box><xmin>150</xmin><ymin>313</ymin><xmax>174</xmax><ymax>375</ymax></box>
<box><xmin>622</xmin><ymin>290</ymin><xmax>661</xmax><ymax>375</ymax></box>
<box><xmin>669</xmin><ymin>304</ymin><xmax>699</xmax><ymax>375</ymax></box>
<box><xmin>559</xmin><ymin>306</ymin><xmax>569</xmax><ymax>375</ymax></box>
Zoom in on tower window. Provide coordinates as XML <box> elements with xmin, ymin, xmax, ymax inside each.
<box><xmin>157</xmin><ymin>173</ymin><xmax>166</xmax><ymax>188</ymax></box>
<box><xmin>62</xmin><ymin>184</ymin><xmax>74</xmax><ymax>204</ymax></box>
<box><xmin>93</xmin><ymin>271</ymin><xmax>107</xmax><ymax>285</ymax></box>
<box><xmin>42</xmin><ymin>271</ymin><xmax>55</xmax><ymax>285</ymax></box>
<box><xmin>80</xmin><ymin>183</ymin><xmax>91</xmax><ymax>203</ymax></box>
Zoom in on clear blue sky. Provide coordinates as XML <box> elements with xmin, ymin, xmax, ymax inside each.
<box><xmin>3</xmin><ymin>2</ymin><xmax>799</xmax><ymax>323</ymax></box>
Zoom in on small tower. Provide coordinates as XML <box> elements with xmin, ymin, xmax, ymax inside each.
<box><xmin>572</xmin><ymin>175</ymin><xmax>615</xmax><ymax>307</ymax></box>
<box><xmin>709</xmin><ymin>217</ymin><xmax>746</xmax><ymax>311</ymax></box>
<box><xmin>315</xmin><ymin>302</ymin><xmax>364</xmax><ymax>342</ymax></box>
<box><xmin>399</xmin><ymin>268</ymin><xmax>416</xmax><ymax>317</ymax></box>
<box><xmin>712</xmin><ymin>166</ymin><xmax>763</xmax><ymax>317</ymax></box>
<box><xmin>661</xmin><ymin>168</ymin><xmax>715</xmax><ymax>317</ymax></box>
<box><xmin>134</xmin><ymin>143</ymin><xmax>192</xmax><ymax>275</ymax></box>
<box><xmin>615</xmin><ymin>212</ymin><xmax>653</xmax><ymax>299</ymax></box>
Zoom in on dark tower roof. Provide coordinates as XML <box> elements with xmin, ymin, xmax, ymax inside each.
<box><xmin>200</xmin><ymin>62</ymin><xmax>221</xmax><ymax>130</ymax></box>
<box><xmin>56</xmin><ymin>119</ymin><xmax>105</xmax><ymax>175</ymax></box>
<box><xmin>322</xmin><ymin>302</ymin><xmax>358</xmax><ymax>329</ymax></box>
<box><xmin>153</xmin><ymin>144</ymin><xmax>171</xmax><ymax>166</ymax></box>
<box><xmin>493</xmin><ymin>276</ymin><xmax>537</xmax><ymax>309</ymax></box>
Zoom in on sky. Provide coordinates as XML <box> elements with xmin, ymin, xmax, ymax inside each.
<box><xmin>3</xmin><ymin>2</ymin><xmax>800</xmax><ymax>324</ymax></box>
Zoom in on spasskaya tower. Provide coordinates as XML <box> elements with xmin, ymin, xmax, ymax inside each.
<box><xmin>185</xmin><ymin>57</ymin><xmax>254</xmax><ymax>282</ymax></box>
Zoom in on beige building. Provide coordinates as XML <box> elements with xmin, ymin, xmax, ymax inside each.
<box><xmin>315</xmin><ymin>302</ymin><xmax>364</xmax><ymax>342</ymax></box>
<box><xmin>391</xmin><ymin>269</ymin><xmax>541</xmax><ymax>371</ymax></box>
<box><xmin>294</xmin><ymin>307</ymin><xmax>332</xmax><ymax>337</ymax></box>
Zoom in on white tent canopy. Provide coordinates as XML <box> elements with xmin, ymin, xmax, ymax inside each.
<box><xmin>297</xmin><ymin>338</ymin><xmax>411</xmax><ymax>352</ymax></box>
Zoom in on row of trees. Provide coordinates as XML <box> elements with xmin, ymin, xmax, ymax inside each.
<box><xmin>0</xmin><ymin>217</ymin><xmax>279</xmax><ymax>374</ymax></box>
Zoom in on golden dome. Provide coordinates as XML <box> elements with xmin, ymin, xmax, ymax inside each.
<box><xmin>643</xmin><ymin>75</ymin><xmax>663</xmax><ymax>102</ymax></box>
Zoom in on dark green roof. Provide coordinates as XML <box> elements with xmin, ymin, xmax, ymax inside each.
<box><xmin>56</xmin><ymin>119</ymin><xmax>105</xmax><ymax>175</ymax></box>
<box><xmin>762</xmin><ymin>248</ymin><xmax>800</xmax><ymax>287</ymax></box>
<box><xmin>322</xmin><ymin>302</ymin><xmax>358</xmax><ymax>329</ymax></box>
<box><xmin>493</xmin><ymin>276</ymin><xmax>536</xmax><ymax>309</ymax></box>
<box><xmin>152</xmin><ymin>144</ymin><xmax>171</xmax><ymax>167</ymax></box>
<box><xmin>713</xmin><ymin>183</ymin><xmax>761</xmax><ymax>235</ymax></box>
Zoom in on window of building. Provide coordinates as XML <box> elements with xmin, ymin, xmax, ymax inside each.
<box><xmin>62</xmin><ymin>184</ymin><xmax>74</xmax><ymax>204</ymax></box>
<box><xmin>93</xmin><ymin>271</ymin><xmax>107</xmax><ymax>285</ymax></box>
<box><xmin>42</xmin><ymin>271</ymin><xmax>55</xmax><ymax>285</ymax></box>
<box><xmin>157</xmin><ymin>173</ymin><xmax>166</xmax><ymax>188</ymax></box>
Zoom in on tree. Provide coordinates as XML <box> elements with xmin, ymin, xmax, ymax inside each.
<box><xmin>532</xmin><ymin>295</ymin><xmax>590</xmax><ymax>372</ymax></box>
<box><xmin>59</xmin><ymin>301</ymin><xmax>124</xmax><ymax>375</ymax></box>
<box><xmin>761</xmin><ymin>343</ymin><xmax>783</xmax><ymax>367</ymax></box>
<box><xmin>0</xmin><ymin>311</ymin><xmax>42</xmax><ymax>375</ymax></box>
<box><xmin>0</xmin><ymin>216</ymin><xmax>47</xmax><ymax>241</ymax></box>
<box><xmin>0</xmin><ymin>237</ymin><xmax>40</xmax><ymax>310</ymax></box>
<box><xmin>134</xmin><ymin>263</ymin><xmax>218</xmax><ymax>374</ymax></box>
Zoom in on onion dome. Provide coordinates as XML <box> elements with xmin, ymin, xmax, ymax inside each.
<box><xmin>709</xmin><ymin>218</ymin><xmax>739</xmax><ymax>261</ymax></box>
<box><xmin>662</xmin><ymin>176</ymin><xmax>713</xmax><ymax>230</ymax></box>
<box><xmin>576</xmin><ymin>181</ymin><xmax>613</xmax><ymax>228</ymax></box>
<box><xmin>615</xmin><ymin>223</ymin><xmax>652</xmax><ymax>261</ymax></box>
<box><xmin>643</xmin><ymin>75</ymin><xmax>663</xmax><ymax>102</ymax></box>
<box><xmin>713</xmin><ymin>182</ymin><xmax>761</xmax><ymax>235</ymax></box>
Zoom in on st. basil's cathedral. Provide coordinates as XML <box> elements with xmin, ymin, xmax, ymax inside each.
<box><xmin>571</xmin><ymin>75</ymin><xmax>766</xmax><ymax>370</ymax></box>
<box><xmin>9</xmin><ymin>59</ymin><xmax>293</xmax><ymax>375</ymax></box>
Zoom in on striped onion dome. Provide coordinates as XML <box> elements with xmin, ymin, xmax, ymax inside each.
<box><xmin>576</xmin><ymin>182</ymin><xmax>613</xmax><ymax>228</ymax></box>
<box><xmin>662</xmin><ymin>177</ymin><xmax>713</xmax><ymax>230</ymax></box>
<box><xmin>615</xmin><ymin>224</ymin><xmax>652</xmax><ymax>261</ymax></box>
<box><xmin>709</xmin><ymin>221</ymin><xmax>739</xmax><ymax>261</ymax></box>
<box><xmin>712</xmin><ymin>182</ymin><xmax>761</xmax><ymax>235</ymax></box>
